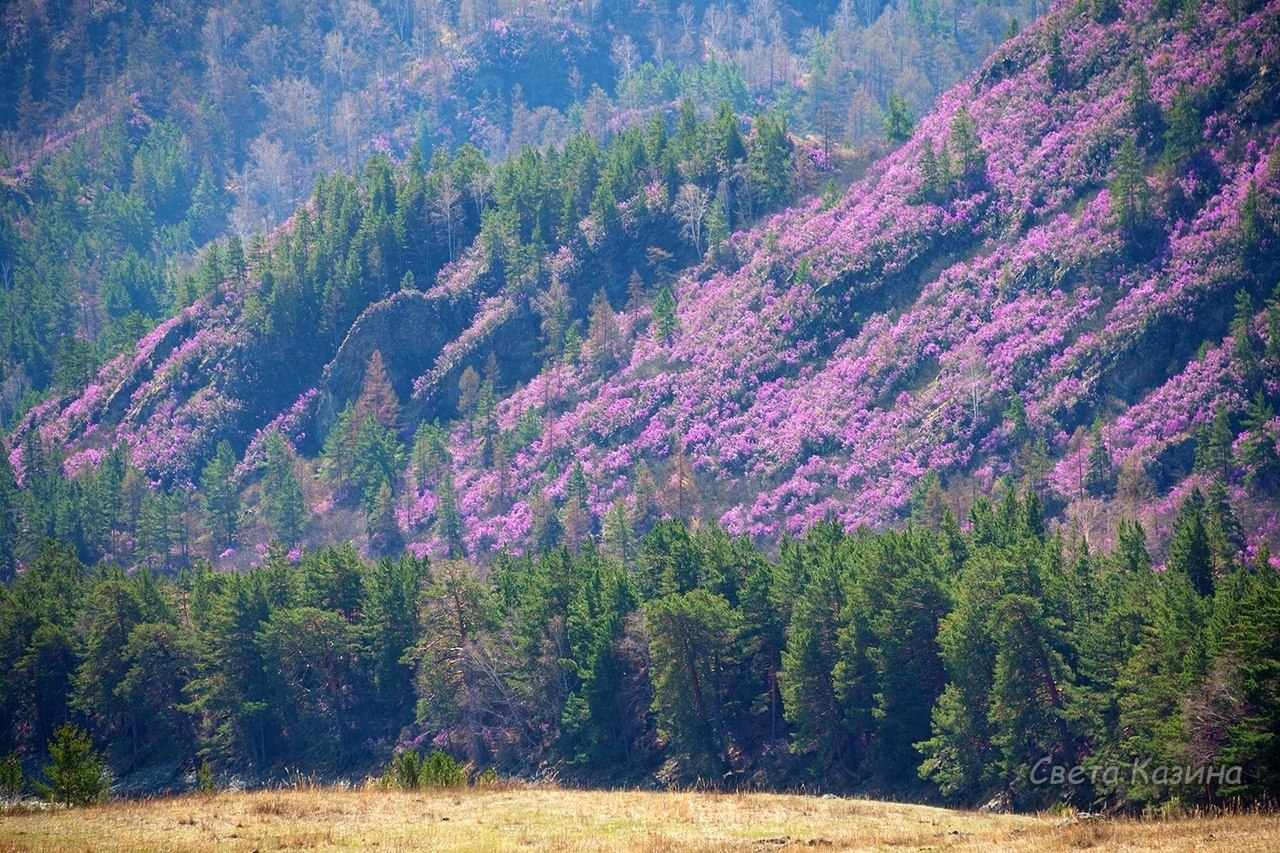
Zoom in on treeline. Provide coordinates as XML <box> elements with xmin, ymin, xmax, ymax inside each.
<box><xmin>243</xmin><ymin>96</ymin><xmax>797</xmax><ymax>366</ymax></box>
<box><xmin>2</xmin><ymin>487</ymin><xmax>1277</xmax><ymax>811</ymax></box>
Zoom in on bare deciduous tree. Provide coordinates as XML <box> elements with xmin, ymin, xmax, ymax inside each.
<box><xmin>673</xmin><ymin>183</ymin><xmax>712</xmax><ymax>256</ymax></box>
<box><xmin>433</xmin><ymin>171</ymin><xmax>463</xmax><ymax>261</ymax></box>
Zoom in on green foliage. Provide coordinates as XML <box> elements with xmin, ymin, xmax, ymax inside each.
<box><xmin>1195</xmin><ymin>407</ymin><xmax>1235</xmax><ymax>481</ymax></box>
<box><xmin>262</xmin><ymin>431</ymin><xmax>307</xmax><ymax>545</ymax></box>
<box><xmin>2</xmin><ymin>491</ymin><xmax>1277</xmax><ymax>809</ymax></box>
<box><xmin>200</xmin><ymin>441</ymin><xmax>240</xmax><ymax>551</ymax></box>
<box><xmin>883</xmin><ymin>94</ymin><xmax>915</xmax><ymax>145</ymax></box>
<box><xmin>1241</xmin><ymin>392</ymin><xmax>1280</xmax><ymax>493</ymax></box>
<box><xmin>646</xmin><ymin>589</ymin><xmax>740</xmax><ymax>779</ymax></box>
<box><xmin>652</xmin><ymin>286</ymin><xmax>679</xmax><ymax>342</ymax></box>
<box><xmin>1084</xmin><ymin>422</ymin><xmax>1117</xmax><ymax>498</ymax></box>
<box><xmin>748</xmin><ymin>111</ymin><xmax>792</xmax><ymax>211</ymax></box>
<box><xmin>385</xmin><ymin>749</ymin><xmax>467</xmax><ymax>789</ymax></box>
<box><xmin>196</xmin><ymin>760</ymin><xmax>216</xmax><ymax>795</ymax></box>
<box><xmin>1160</xmin><ymin>86</ymin><xmax>1202</xmax><ymax>172</ymax></box>
<box><xmin>0</xmin><ymin>752</ymin><xmax>22</xmax><ymax>799</ymax></box>
<box><xmin>36</xmin><ymin>724</ymin><xmax>110</xmax><ymax>806</ymax></box>
<box><xmin>1110</xmin><ymin>136</ymin><xmax>1154</xmax><ymax>243</ymax></box>
<box><xmin>1166</xmin><ymin>489</ymin><xmax>1214</xmax><ymax>598</ymax></box>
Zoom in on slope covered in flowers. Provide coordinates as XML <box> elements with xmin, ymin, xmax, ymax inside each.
<box><xmin>7</xmin><ymin>0</ymin><xmax>1280</xmax><ymax>570</ymax></box>
<box><xmin>420</xmin><ymin>0</ymin><xmax>1280</xmax><ymax>559</ymax></box>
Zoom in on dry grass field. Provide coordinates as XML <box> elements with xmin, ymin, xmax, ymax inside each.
<box><xmin>1</xmin><ymin>785</ymin><xmax>1278</xmax><ymax>852</ymax></box>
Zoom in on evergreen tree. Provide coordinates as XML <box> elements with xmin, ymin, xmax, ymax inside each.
<box><xmin>1160</xmin><ymin>85</ymin><xmax>1202</xmax><ymax>172</ymax></box>
<box><xmin>1128</xmin><ymin>61</ymin><xmax>1162</xmax><ymax>148</ymax></box>
<box><xmin>1046</xmin><ymin>25</ymin><xmax>1069</xmax><ymax>88</ymax></box>
<box><xmin>1232</xmin><ymin>290</ymin><xmax>1261</xmax><ymax>388</ymax></box>
<box><xmin>363</xmin><ymin>554</ymin><xmax>427</xmax><ymax>729</ymax></box>
<box><xmin>36</xmin><ymin>724</ymin><xmax>109</xmax><ymax>806</ymax></box>
<box><xmin>645</xmin><ymin>589</ymin><xmax>740</xmax><ymax>779</ymax></box>
<box><xmin>435</xmin><ymin>470</ymin><xmax>463</xmax><ymax>557</ymax></box>
<box><xmin>1114</xmin><ymin>569</ymin><xmax>1208</xmax><ymax>803</ymax></box>
<box><xmin>1241</xmin><ymin>179</ymin><xmax>1264</xmax><ymax>251</ymax></box>
<box><xmin>184</xmin><ymin>572</ymin><xmax>279</xmax><ymax>766</ymax></box>
<box><xmin>1204</xmin><ymin>479</ymin><xmax>1243</xmax><ymax>577</ymax></box>
<box><xmin>1194</xmin><ymin>407</ymin><xmax>1235</xmax><ymax>481</ymax></box>
<box><xmin>652</xmin><ymin>286</ymin><xmax>678</xmax><ymax>342</ymax></box>
<box><xmin>368</xmin><ymin>482</ymin><xmax>403</xmax><ymax>556</ymax></box>
<box><xmin>1166</xmin><ymin>489</ymin><xmax>1214</xmax><ymax>597</ymax></box>
<box><xmin>948</xmin><ymin>106</ymin><xmax>984</xmax><ymax>189</ymax></box>
<box><xmin>355</xmin><ymin>349</ymin><xmax>401</xmax><ymax>431</ymax></box>
<box><xmin>1240</xmin><ymin>391</ymin><xmax>1280</xmax><ymax>494</ymax></box>
<box><xmin>259</xmin><ymin>606</ymin><xmax>369</xmax><ymax>761</ymax></box>
<box><xmin>136</xmin><ymin>488</ymin><xmax>172</xmax><ymax>568</ymax></box>
<box><xmin>262</xmin><ymin>431</ymin><xmax>306</xmax><ymax>545</ymax></box>
<box><xmin>883</xmin><ymin>94</ymin><xmax>915</xmax><ymax>144</ymax></box>
<box><xmin>351</xmin><ymin>414</ymin><xmax>405</xmax><ymax>513</ymax></box>
<box><xmin>116</xmin><ymin>622</ymin><xmax>196</xmax><ymax>763</ymax></box>
<box><xmin>1110</xmin><ymin>136</ymin><xmax>1153</xmax><ymax>244</ymax></box>
<box><xmin>747</xmin><ymin>111</ymin><xmax>791</xmax><ymax>211</ymax></box>
<box><xmin>200</xmin><ymin>441</ymin><xmax>239</xmax><ymax>552</ymax></box>
<box><xmin>408</xmin><ymin>559</ymin><xmax>500</xmax><ymax>765</ymax></box>
<box><xmin>1084</xmin><ymin>422</ymin><xmax>1117</xmax><ymax>498</ymax></box>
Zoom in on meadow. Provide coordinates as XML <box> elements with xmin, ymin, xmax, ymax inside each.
<box><xmin>2</xmin><ymin>786</ymin><xmax>1278</xmax><ymax>852</ymax></box>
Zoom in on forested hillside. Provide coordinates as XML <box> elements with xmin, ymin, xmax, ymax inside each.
<box><xmin>3</xmin><ymin>0</ymin><xmax>1280</xmax><ymax>817</ymax></box>
<box><xmin>0</xmin><ymin>0</ymin><xmax>1027</xmax><ymax>419</ymax></box>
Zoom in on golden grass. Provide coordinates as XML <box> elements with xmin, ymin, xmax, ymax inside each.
<box><xmin>0</xmin><ymin>785</ymin><xmax>1278</xmax><ymax>852</ymax></box>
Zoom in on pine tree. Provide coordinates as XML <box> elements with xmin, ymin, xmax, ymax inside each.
<box><xmin>262</xmin><ymin>431</ymin><xmax>306</xmax><ymax>545</ymax></box>
<box><xmin>883</xmin><ymin>94</ymin><xmax>914</xmax><ymax>144</ymax></box>
<box><xmin>322</xmin><ymin>402</ymin><xmax>359</xmax><ymax>498</ymax></box>
<box><xmin>1166</xmin><ymin>489</ymin><xmax>1214</xmax><ymax>597</ymax></box>
<box><xmin>73</xmin><ymin>573</ymin><xmax>149</xmax><ymax>757</ymax></box>
<box><xmin>351</xmin><ymin>414</ymin><xmax>405</xmax><ymax>512</ymax></box>
<box><xmin>652</xmin><ymin>286</ymin><xmax>678</xmax><ymax>342</ymax></box>
<box><xmin>1194</xmin><ymin>407</ymin><xmax>1235</xmax><ymax>482</ymax></box>
<box><xmin>645</xmin><ymin>589</ymin><xmax>740</xmax><ymax>779</ymax></box>
<box><xmin>949</xmin><ymin>106</ymin><xmax>984</xmax><ymax>188</ymax></box>
<box><xmin>1204</xmin><ymin>479</ymin><xmax>1243</xmax><ymax>577</ymax></box>
<box><xmin>706</xmin><ymin>194</ymin><xmax>728</xmax><ymax>254</ymax></box>
<box><xmin>36</xmin><ymin>724</ymin><xmax>109</xmax><ymax>806</ymax></box>
<box><xmin>1241</xmin><ymin>179</ymin><xmax>1263</xmax><ymax>251</ymax></box>
<box><xmin>747</xmin><ymin>111</ymin><xmax>791</xmax><ymax>210</ymax></box>
<box><xmin>1110</xmin><ymin>136</ymin><xmax>1152</xmax><ymax>242</ymax></box>
<box><xmin>435</xmin><ymin>471</ymin><xmax>463</xmax><ymax>557</ymax></box>
<box><xmin>918</xmin><ymin>138</ymin><xmax>940</xmax><ymax>200</ymax></box>
<box><xmin>537</xmin><ymin>277</ymin><xmax>571</xmax><ymax>362</ymax></box>
<box><xmin>1241</xmin><ymin>391</ymin><xmax>1280</xmax><ymax>493</ymax></box>
<box><xmin>1084</xmin><ymin>422</ymin><xmax>1117</xmax><ymax>498</ymax></box>
<box><xmin>1160</xmin><ymin>85</ymin><xmax>1201</xmax><ymax>172</ymax></box>
<box><xmin>601</xmin><ymin>499</ymin><xmax>635</xmax><ymax>564</ymax></box>
<box><xmin>136</xmin><ymin>488</ymin><xmax>172</xmax><ymax>568</ymax></box>
<box><xmin>200</xmin><ymin>441</ymin><xmax>239</xmax><ymax>552</ymax></box>
<box><xmin>1232</xmin><ymin>290</ymin><xmax>1261</xmax><ymax>388</ymax></box>
<box><xmin>1046</xmin><ymin>25</ymin><xmax>1069</xmax><ymax>88</ymax></box>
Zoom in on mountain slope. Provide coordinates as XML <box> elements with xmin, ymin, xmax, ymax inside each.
<box><xmin>426</xmin><ymin>0</ymin><xmax>1280</xmax><ymax>559</ymax></box>
<box><xmin>9</xmin><ymin>0</ymin><xmax>1280</xmax><ymax>568</ymax></box>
